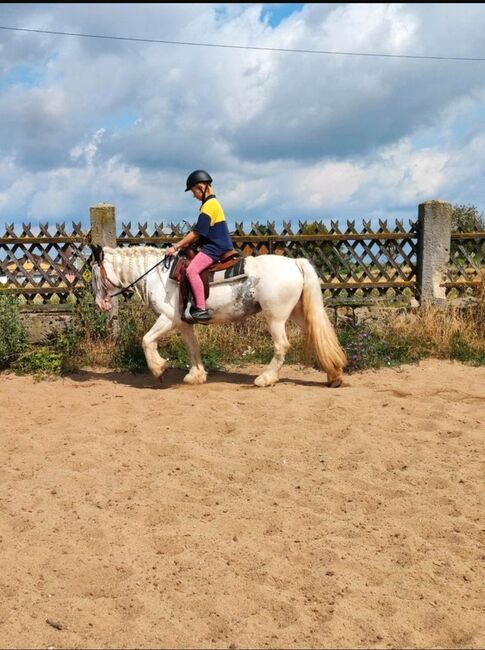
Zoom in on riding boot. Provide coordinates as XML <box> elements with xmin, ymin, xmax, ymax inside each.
<box><xmin>190</xmin><ymin>307</ymin><xmax>211</xmax><ymax>322</ymax></box>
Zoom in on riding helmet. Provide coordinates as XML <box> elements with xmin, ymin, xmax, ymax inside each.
<box><xmin>185</xmin><ymin>169</ymin><xmax>213</xmax><ymax>192</ymax></box>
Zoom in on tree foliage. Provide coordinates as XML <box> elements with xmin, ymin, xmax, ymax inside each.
<box><xmin>451</xmin><ymin>204</ymin><xmax>485</xmax><ymax>232</ymax></box>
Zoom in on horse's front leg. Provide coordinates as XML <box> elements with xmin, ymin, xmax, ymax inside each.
<box><xmin>179</xmin><ymin>323</ymin><xmax>207</xmax><ymax>385</ymax></box>
<box><xmin>142</xmin><ymin>315</ymin><xmax>173</xmax><ymax>381</ymax></box>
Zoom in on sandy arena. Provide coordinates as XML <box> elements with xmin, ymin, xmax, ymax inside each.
<box><xmin>0</xmin><ymin>359</ymin><xmax>484</xmax><ymax>649</ymax></box>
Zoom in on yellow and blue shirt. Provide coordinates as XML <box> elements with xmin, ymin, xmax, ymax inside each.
<box><xmin>194</xmin><ymin>194</ymin><xmax>233</xmax><ymax>260</ymax></box>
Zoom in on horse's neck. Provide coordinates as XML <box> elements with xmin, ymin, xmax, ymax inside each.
<box><xmin>107</xmin><ymin>248</ymin><xmax>167</xmax><ymax>296</ymax></box>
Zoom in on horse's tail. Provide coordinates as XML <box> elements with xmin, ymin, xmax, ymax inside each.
<box><xmin>295</xmin><ymin>258</ymin><xmax>347</xmax><ymax>385</ymax></box>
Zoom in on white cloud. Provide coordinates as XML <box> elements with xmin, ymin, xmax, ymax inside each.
<box><xmin>70</xmin><ymin>129</ymin><xmax>106</xmax><ymax>166</ymax></box>
<box><xmin>1</xmin><ymin>2</ymin><xmax>485</xmax><ymax>227</ymax></box>
<box><xmin>297</xmin><ymin>163</ymin><xmax>366</xmax><ymax>208</ymax></box>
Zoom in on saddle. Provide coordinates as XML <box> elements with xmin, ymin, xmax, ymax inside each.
<box><xmin>169</xmin><ymin>247</ymin><xmax>246</xmax><ymax>323</ymax></box>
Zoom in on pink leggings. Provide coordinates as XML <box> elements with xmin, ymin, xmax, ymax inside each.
<box><xmin>186</xmin><ymin>251</ymin><xmax>214</xmax><ymax>309</ymax></box>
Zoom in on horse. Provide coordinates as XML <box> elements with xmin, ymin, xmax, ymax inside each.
<box><xmin>90</xmin><ymin>245</ymin><xmax>347</xmax><ymax>387</ymax></box>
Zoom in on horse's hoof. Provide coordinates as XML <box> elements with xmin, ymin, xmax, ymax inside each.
<box><xmin>327</xmin><ymin>379</ymin><xmax>342</xmax><ymax>388</ymax></box>
<box><xmin>183</xmin><ymin>371</ymin><xmax>207</xmax><ymax>385</ymax></box>
<box><xmin>254</xmin><ymin>374</ymin><xmax>277</xmax><ymax>387</ymax></box>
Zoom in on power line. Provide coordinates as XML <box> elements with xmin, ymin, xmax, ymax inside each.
<box><xmin>1</xmin><ymin>24</ymin><xmax>485</xmax><ymax>62</ymax></box>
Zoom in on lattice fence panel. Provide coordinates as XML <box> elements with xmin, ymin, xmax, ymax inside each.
<box><xmin>1</xmin><ymin>218</ymin><xmax>424</xmax><ymax>304</ymax></box>
<box><xmin>233</xmin><ymin>219</ymin><xmax>418</xmax><ymax>301</ymax></box>
<box><xmin>0</xmin><ymin>223</ymin><xmax>91</xmax><ymax>304</ymax></box>
<box><xmin>444</xmin><ymin>231</ymin><xmax>485</xmax><ymax>296</ymax></box>
<box><xmin>117</xmin><ymin>222</ymin><xmax>191</xmax><ymax>247</ymax></box>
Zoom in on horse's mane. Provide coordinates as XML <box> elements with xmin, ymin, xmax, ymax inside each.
<box><xmin>104</xmin><ymin>245</ymin><xmax>165</xmax><ymax>258</ymax></box>
<box><xmin>103</xmin><ymin>246</ymin><xmax>167</xmax><ymax>300</ymax></box>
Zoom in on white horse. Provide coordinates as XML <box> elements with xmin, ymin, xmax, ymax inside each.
<box><xmin>91</xmin><ymin>245</ymin><xmax>347</xmax><ymax>387</ymax></box>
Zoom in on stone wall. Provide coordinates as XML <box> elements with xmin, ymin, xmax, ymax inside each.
<box><xmin>20</xmin><ymin>307</ymin><xmax>73</xmax><ymax>343</ymax></box>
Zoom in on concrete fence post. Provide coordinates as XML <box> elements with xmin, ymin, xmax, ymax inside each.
<box><xmin>90</xmin><ymin>203</ymin><xmax>116</xmax><ymax>248</ymax></box>
<box><xmin>416</xmin><ymin>200</ymin><xmax>452</xmax><ymax>303</ymax></box>
<box><xmin>90</xmin><ymin>203</ymin><xmax>118</xmax><ymax>330</ymax></box>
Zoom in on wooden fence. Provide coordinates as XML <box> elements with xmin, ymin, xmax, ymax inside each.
<box><xmin>0</xmin><ymin>201</ymin><xmax>484</xmax><ymax>306</ymax></box>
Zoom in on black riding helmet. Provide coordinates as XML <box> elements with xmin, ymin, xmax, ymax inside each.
<box><xmin>185</xmin><ymin>169</ymin><xmax>213</xmax><ymax>192</ymax></box>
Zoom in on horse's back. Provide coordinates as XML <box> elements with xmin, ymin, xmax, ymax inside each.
<box><xmin>244</xmin><ymin>255</ymin><xmax>304</xmax><ymax>305</ymax></box>
<box><xmin>245</xmin><ymin>254</ymin><xmax>302</xmax><ymax>280</ymax></box>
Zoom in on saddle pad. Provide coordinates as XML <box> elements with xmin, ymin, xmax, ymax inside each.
<box><xmin>208</xmin><ymin>258</ymin><xmax>247</xmax><ymax>284</ymax></box>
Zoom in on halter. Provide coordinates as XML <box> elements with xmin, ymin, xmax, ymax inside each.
<box><xmin>91</xmin><ymin>257</ymin><xmax>119</xmax><ymax>300</ymax></box>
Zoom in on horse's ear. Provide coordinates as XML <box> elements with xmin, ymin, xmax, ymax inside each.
<box><xmin>91</xmin><ymin>244</ymin><xmax>104</xmax><ymax>263</ymax></box>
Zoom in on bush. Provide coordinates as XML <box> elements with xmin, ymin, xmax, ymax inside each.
<box><xmin>112</xmin><ymin>299</ymin><xmax>154</xmax><ymax>372</ymax></box>
<box><xmin>0</xmin><ymin>294</ymin><xmax>27</xmax><ymax>369</ymax></box>
<box><xmin>71</xmin><ymin>289</ymin><xmax>111</xmax><ymax>341</ymax></box>
<box><xmin>12</xmin><ymin>347</ymin><xmax>64</xmax><ymax>375</ymax></box>
<box><xmin>55</xmin><ymin>289</ymin><xmax>113</xmax><ymax>370</ymax></box>
<box><xmin>449</xmin><ymin>333</ymin><xmax>485</xmax><ymax>365</ymax></box>
<box><xmin>339</xmin><ymin>322</ymin><xmax>428</xmax><ymax>373</ymax></box>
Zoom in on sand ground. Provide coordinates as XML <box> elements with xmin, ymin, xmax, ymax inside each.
<box><xmin>0</xmin><ymin>359</ymin><xmax>484</xmax><ymax>649</ymax></box>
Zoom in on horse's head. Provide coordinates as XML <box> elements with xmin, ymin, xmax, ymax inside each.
<box><xmin>90</xmin><ymin>245</ymin><xmax>117</xmax><ymax>312</ymax></box>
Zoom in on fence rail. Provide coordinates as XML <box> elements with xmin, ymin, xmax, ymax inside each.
<box><xmin>1</xmin><ymin>201</ymin><xmax>484</xmax><ymax>306</ymax></box>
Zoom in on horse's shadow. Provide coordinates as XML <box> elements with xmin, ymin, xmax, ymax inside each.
<box><xmin>67</xmin><ymin>367</ymin><xmax>332</xmax><ymax>389</ymax></box>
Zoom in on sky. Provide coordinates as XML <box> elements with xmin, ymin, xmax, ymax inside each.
<box><xmin>1</xmin><ymin>2</ymin><xmax>485</xmax><ymax>231</ymax></box>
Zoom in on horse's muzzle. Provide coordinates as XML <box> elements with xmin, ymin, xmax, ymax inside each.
<box><xmin>96</xmin><ymin>296</ymin><xmax>113</xmax><ymax>312</ymax></box>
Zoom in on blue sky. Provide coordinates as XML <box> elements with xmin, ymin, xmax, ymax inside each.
<box><xmin>1</xmin><ymin>3</ymin><xmax>485</xmax><ymax>230</ymax></box>
<box><xmin>261</xmin><ymin>3</ymin><xmax>305</xmax><ymax>26</ymax></box>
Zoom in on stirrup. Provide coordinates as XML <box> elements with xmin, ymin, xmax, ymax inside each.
<box><xmin>183</xmin><ymin>304</ymin><xmax>196</xmax><ymax>324</ymax></box>
<box><xmin>182</xmin><ymin>304</ymin><xmax>211</xmax><ymax>324</ymax></box>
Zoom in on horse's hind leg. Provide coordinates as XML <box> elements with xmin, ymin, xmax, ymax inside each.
<box><xmin>180</xmin><ymin>323</ymin><xmax>207</xmax><ymax>385</ymax></box>
<box><xmin>142</xmin><ymin>315</ymin><xmax>173</xmax><ymax>381</ymax></box>
<box><xmin>255</xmin><ymin>316</ymin><xmax>290</xmax><ymax>387</ymax></box>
